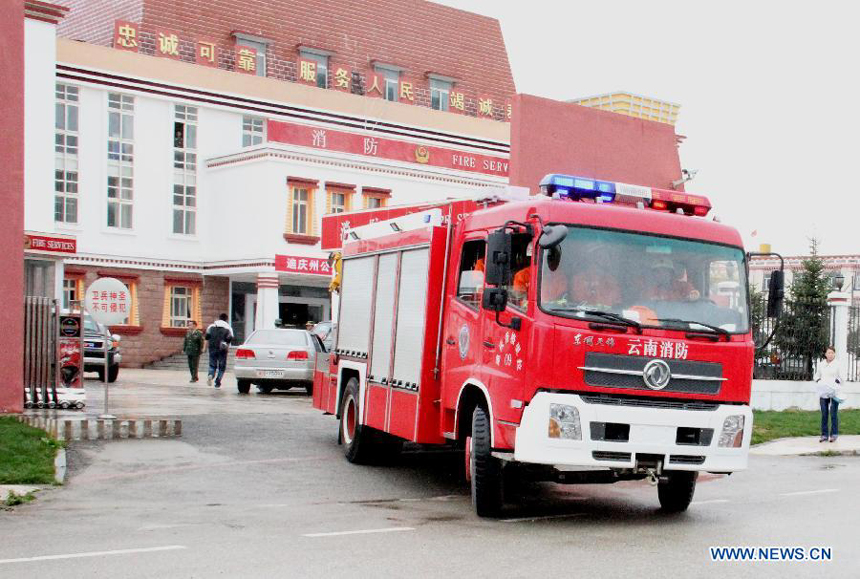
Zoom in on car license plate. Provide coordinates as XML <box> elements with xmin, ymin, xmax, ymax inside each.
<box><xmin>257</xmin><ymin>370</ymin><xmax>285</xmax><ymax>378</ymax></box>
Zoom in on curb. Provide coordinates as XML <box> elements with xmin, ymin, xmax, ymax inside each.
<box><xmin>54</xmin><ymin>448</ymin><xmax>66</xmax><ymax>484</ymax></box>
<box><xmin>17</xmin><ymin>415</ymin><xmax>182</xmax><ymax>442</ymax></box>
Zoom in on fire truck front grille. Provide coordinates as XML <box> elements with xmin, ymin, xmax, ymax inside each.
<box><xmin>592</xmin><ymin>451</ymin><xmax>632</xmax><ymax>462</ymax></box>
<box><xmin>669</xmin><ymin>455</ymin><xmax>706</xmax><ymax>465</ymax></box>
<box><xmin>581</xmin><ymin>353</ymin><xmax>724</xmax><ymax>395</ymax></box>
<box><xmin>579</xmin><ymin>394</ymin><xmax>719</xmax><ymax>411</ymax></box>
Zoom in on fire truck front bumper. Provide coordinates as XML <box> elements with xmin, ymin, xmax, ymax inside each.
<box><xmin>513</xmin><ymin>392</ymin><xmax>752</xmax><ymax>473</ymax></box>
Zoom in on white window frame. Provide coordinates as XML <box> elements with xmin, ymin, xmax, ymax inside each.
<box><xmin>62</xmin><ymin>278</ymin><xmax>78</xmax><ymax>310</ymax></box>
<box><xmin>429</xmin><ymin>77</ymin><xmax>452</xmax><ymax>112</ymax></box>
<box><xmin>242</xmin><ymin>115</ymin><xmax>265</xmax><ymax>147</ymax></box>
<box><xmin>375</xmin><ymin>65</ymin><xmax>401</xmax><ymax>102</ymax></box>
<box><xmin>331</xmin><ymin>192</ymin><xmax>346</xmax><ymax>214</ymax></box>
<box><xmin>170</xmin><ymin>286</ymin><xmax>193</xmax><ymax>327</ymax></box>
<box><xmin>173</xmin><ymin>104</ymin><xmax>198</xmax><ymax>235</ymax></box>
<box><xmin>55</xmin><ymin>83</ymin><xmax>79</xmax><ymax>224</ymax></box>
<box><xmin>107</xmin><ymin>93</ymin><xmax>134</xmax><ymax>229</ymax></box>
<box><xmin>292</xmin><ymin>187</ymin><xmax>309</xmax><ymax>234</ymax></box>
<box><xmin>299</xmin><ymin>49</ymin><xmax>329</xmax><ymax>88</ymax></box>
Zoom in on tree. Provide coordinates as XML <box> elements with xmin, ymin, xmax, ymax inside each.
<box><xmin>772</xmin><ymin>238</ymin><xmax>831</xmax><ymax>379</ymax></box>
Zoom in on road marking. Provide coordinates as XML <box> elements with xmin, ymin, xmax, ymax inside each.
<box><xmin>500</xmin><ymin>513</ymin><xmax>586</xmax><ymax>523</ymax></box>
<box><xmin>691</xmin><ymin>499</ymin><xmax>730</xmax><ymax>506</ymax></box>
<box><xmin>303</xmin><ymin>527</ymin><xmax>415</xmax><ymax>538</ymax></box>
<box><xmin>0</xmin><ymin>545</ymin><xmax>186</xmax><ymax>565</ymax></box>
<box><xmin>779</xmin><ymin>488</ymin><xmax>839</xmax><ymax>497</ymax></box>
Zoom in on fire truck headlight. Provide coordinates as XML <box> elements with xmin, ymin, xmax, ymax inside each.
<box><xmin>548</xmin><ymin>403</ymin><xmax>581</xmax><ymax>440</ymax></box>
<box><xmin>718</xmin><ymin>415</ymin><xmax>745</xmax><ymax>448</ymax></box>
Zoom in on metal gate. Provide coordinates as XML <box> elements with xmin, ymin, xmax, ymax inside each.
<box><xmin>849</xmin><ymin>305</ymin><xmax>860</xmax><ymax>382</ymax></box>
<box><xmin>24</xmin><ymin>297</ymin><xmax>58</xmax><ymax>407</ymax></box>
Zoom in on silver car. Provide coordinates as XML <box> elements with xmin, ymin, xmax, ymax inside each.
<box><xmin>233</xmin><ymin>329</ymin><xmax>324</xmax><ymax>394</ymax></box>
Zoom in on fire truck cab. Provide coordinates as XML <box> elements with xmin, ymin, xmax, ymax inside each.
<box><xmin>314</xmin><ymin>174</ymin><xmax>775</xmax><ymax>517</ymax></box>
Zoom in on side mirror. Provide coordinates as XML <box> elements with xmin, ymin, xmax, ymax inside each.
<box><xmin>485</xmin><ymin>230</ymin><xmax>512</xmax><ymax>286</ymax></box>
<box><xmin>538</xmin><ymin>224</ymin><xmax>568</xmax><ymax>249</ymax></box>
<box><xmin>482</xmin><ymin>287</ymin><xmax>508</xmax><ymax>312</ymax></box>
<box><xmin>766</xmin><ymin>270</ymin><xmax>784</xmax><ymax>318</ymax></box>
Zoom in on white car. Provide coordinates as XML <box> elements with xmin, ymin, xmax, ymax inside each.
<box><xmin>233</xmin><ymin>329</ymin><xmax>323</xmax><ymax>394</ymax></box>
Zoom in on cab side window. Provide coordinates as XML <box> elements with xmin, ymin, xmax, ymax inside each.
<box><xmin>505</xmin><ymin>233</ymin><xmax>533</xmax><ymax>310</ymax></box>
<box><xmin>457</xmin><ymin>239</ymin><xmax>486</xmax><ymax>308</ymax></box>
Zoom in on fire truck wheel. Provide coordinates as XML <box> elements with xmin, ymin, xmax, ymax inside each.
<box><xmin>237</xmin><ymin>380</ymin><xmax>251</xmax><ymax>394</ymax></box>
<box><xmin>341</xmin><ymin>378</ymin><xmax>373</xmax><ymax>464</ymax></box>
<box><xmin>470</xmin><ymin>406</ymin><xmax>504</xmax><ymax>517</ymax></box>
<box><xmin>657</xmin><ymin>471</ymin><xmax>698</xmax><ymax>513</ymax></box>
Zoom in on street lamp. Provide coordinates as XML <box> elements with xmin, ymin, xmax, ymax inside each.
<box><xmin>833</xmin><ymin>273</ymin><xmax>845</xmax><ymax>291</ymax></box>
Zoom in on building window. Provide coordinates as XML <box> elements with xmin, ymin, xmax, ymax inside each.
<box><xmin>430</xmin><ymin>78</ymin><xmax>452</xmax><ymax>111</ymax></box>
<box><xmin>62</xmin><ymin>277</ymin><xmax>83</xmax><ymax>310</ymax></box>
<box><xmin>299</xmin><ymin>50</ymin><xmax>328</xmax><ymax>88</ymax></box>
<box><xmin>325</xmin><ymin>185</ymin><xmax>354</xmax><ymax>214</ymax></box>
<box><xmin>107</xmin><ymin>93</ymin><xmax>134</xmax><ymax>229</ymax></box>
<box><xmin>292</xmin><ymin>188</ymin><xmax>309</xmax><ymax>234</ymax></box>
<box><xmin>242</xmin><ymin>116</ymin><xmax>265</xmax><ymax>146</ymax></box>
<box><xmin>173</xmin><ymin>105</ymin><xmax>197</xmax><ymax>235</ymax></box>
<box><xmin>363</xmin><ymin>188</ymin><xmax>390</xmax><ymax>209</ymax></box>
<box><xmin>170</xmin><ymin>286</ymin><xmax>192</xmax><ymax>327</ymax></box>
<box><xmin>55</xmin><ymin>84</ymin><xmax>79</xmax><ymax>224</ymax></box>
<box><xmin>234</xmin><ymin>37</ymin><xmax>267</xmax><ymax>77</ymax></box>
<box><xmin>375</xmin><ymin>66</ymin><xmax>400</xmax><ymax>102</ymax></box>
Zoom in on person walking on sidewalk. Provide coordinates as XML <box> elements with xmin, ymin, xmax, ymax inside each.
<box><xmin>183</xmin><ymin>320</ymin><xmax>204</xmax><ymax>383</ymax></box>
<box><xmin>814</xmin><ymin>346</ymin><xmax>842</xmax><ymax>443</ymax></box>
<box><xmin>205</xmin><ymin>313</ymin><xmax>234</xmax><ymax>388</ymax></box>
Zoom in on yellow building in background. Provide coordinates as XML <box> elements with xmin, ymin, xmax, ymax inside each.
<box><xmin>570</xmin><ymin>92</ymin><xmax>680</xmax><ymax>126</ymax></box>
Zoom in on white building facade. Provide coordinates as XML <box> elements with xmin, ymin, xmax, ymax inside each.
<box><xmin>25</xmin><ymin>36</ymin><xmax>511</xmax><ymax>366</ymax></box>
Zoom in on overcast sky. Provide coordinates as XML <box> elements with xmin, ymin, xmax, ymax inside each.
<box><xmin>435</xmin><ymin>0</ymin><xmax>859</xmax><ymax>257</ymax></box>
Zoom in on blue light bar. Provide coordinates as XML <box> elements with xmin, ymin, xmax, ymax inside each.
<box><xmin>539</xmin><ymin>174</ymin><xmax>617</xmax><ymax>202</ymax></box>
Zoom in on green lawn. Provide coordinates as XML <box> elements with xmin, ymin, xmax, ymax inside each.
<box><xmin>752</xmin><ymin>409</ymin><xmax>860</xmax><ymax>445</ymax></box>
<box><xmin>0</xmin><ymin>417</ymin><xmax>62</xmax><ymax>485</ymax></box>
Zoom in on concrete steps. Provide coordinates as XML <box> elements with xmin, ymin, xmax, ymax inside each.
<box><xmin>146</xmin><ymin>349</ymin><xmax>236</xmax><ymax>370</ymax></box>
<box><xmin>18</xmin><ymin>414</ymin><xmax>182</xmax><ymax>441</ymax></box>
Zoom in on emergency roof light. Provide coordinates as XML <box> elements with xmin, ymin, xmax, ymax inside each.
<box><xmin>538</xmin><ymin>173</ymin><xmax>711</xmax><ymax>216</ymax></box>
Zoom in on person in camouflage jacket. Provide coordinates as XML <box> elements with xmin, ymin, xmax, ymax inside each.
<box><xmin>183</xmin><ymin>320</ymin><xmax>205</xmax><ymax>382</ymax></box>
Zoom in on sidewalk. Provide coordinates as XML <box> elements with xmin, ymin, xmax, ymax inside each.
<box><xmin>750</xmin><ymin>435</ymin><xmax>860</xmax><ymax>456</ymax></box>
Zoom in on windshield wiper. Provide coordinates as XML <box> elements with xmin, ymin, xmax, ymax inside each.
<box><xmin>547</xmin><ymin>307</ymin><xmax>642</xmax><ymax>333</ymax></box>
<box><xmin>652</xmin><ymin>318</ymin><xmax>729</xmax><ymax>337</ymax></box>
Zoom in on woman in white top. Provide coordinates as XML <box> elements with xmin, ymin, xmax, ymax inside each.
<box><xmin>813</xmin><ymin>346</ymin><xmax>842</xmax><ymax>442</ymax></box>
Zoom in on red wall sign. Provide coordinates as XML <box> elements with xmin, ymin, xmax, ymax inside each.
<box><xmin>275</xmin><ymin>255</ymin><xmax>332</xmax><ymax>275</ymax></box>
<box><xmin>267</xmin><ymin>120</ymin><xmax>510</xmax><ymax>178</ymax></box>
<box><xmin>24</xmin><ymin>234</ymin><xmax>76</xmax><ymax>254</ymax></box>
<box><xmin>321</xmin><ymin>199</ymin><xmax>478</xmax><ymax>250</ymax></box>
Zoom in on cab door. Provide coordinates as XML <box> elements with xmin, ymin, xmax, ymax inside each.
<box><xmin>480</xmin><ymin>232</ymin><xmax>535</xmax><ymax>443</ymax></box>
<box><xmin>441</xmin><ymin>237</ymin><xmax>487</xmax><ymax>420</ymax></box>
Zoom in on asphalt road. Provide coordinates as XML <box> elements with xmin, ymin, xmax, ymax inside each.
<box><xmin>2</xmin><ymin>376</ymin><xmax>858</xmax><ymax>578</ymax></box>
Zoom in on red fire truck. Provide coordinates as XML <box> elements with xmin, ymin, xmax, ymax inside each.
<box><xmin>312</xmin><ymin>174</ymin><xmax>784</xmax><ymax>517</ymax></box>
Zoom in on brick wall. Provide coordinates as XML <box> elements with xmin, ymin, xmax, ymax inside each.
<box><xmin>70</xmin><ymin>266</ymin><xmax>230</xmax><ymax>367</ymax></box>
<box><xmin>57</xmin><ymin>0</ymin><xmax>515</xmax><ymax>120</ymax></box>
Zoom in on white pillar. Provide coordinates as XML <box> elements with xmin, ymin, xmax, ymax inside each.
<box><xmin>330</xmin><ymin>290</ymin><xmax>340</xmax><ymax>324</ymax></box>
<box><xmin>827</xmin><ymin>291</ymin><xmax>850</xmax><ymax>375</ymax></box>
<box><xmin>255</xmin><ymin>274</ymin><xmax>280</xmax><ymax>330</ymax></box>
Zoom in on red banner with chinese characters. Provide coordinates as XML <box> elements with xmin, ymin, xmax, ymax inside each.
<box><xmin>196</xmin><ymin>39</ymin><xmax>218</xmax><ymax>67</ymax></box>
<box><xmin>24</xmin><ymin>234</ymin><xmax>76</xmax><ymax>254</ymax></box>
<box><xmin>320</xmin><ymin>199</ymin><xmax>478</xmax><ymax>250</ymax></box>
<box><xmin>275</xmin><ymin>255</ymin><xmax>332</xmax><ymax>275</ymax></box>
<box><xmin>267</xmin><ymin>120</ymin><xmax>510</xmax><ymax>179</ymax></box>
<box><xmin>235</xmin><ymin>45</ymin><xmax>258</xmax><ymax>75</ymax></box>
<box><xmin>154</xmin><ymin>28</ymin><xmax>181</xmax><ymax>60</ymax></box>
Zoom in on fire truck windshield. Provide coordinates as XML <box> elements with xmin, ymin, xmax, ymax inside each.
<box><xmin>538</xmin><ymin>226</ymin><xmax>750</xmax><ymax>334</ymax></box>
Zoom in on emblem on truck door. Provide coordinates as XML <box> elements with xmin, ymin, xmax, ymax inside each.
<box><xmin>458</xmin><ymin>325</ymin><xmax>470</xmax><ymax>360</ymax></box>
<box><xmin>642</xmin><ymin>359</ymin><xmax>671</xmax><ymax>390</ymax></box>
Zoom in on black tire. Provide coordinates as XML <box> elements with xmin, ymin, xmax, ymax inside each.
<box><xmin>304</xmin><ymin>382</ymin><xmax>313</xmax><ymax>395</ymax></box>
<box><xmin>470</xmin><ymin>406</ymin><xmax>504</xmax><ymax>517</ymax></box>
<box><xmin>108</xmin><ymin>364</ymin><xmax>119</xmax><ymax>383</ymax></box>
<box><xmin>96</xmin><ymin>370</ymin><xmax>105</xmax><ymax>382</ymax></box>
<box><xmin>237</xmin><ymin>379</ymin><xmax>251</xmax><ymax>394</ymax></box>
<box><xmin>658</xmin><ymin>471</ymin><xmax>698</xmax><ymax>513</ymax></box>
<box><xmin>340</xmin><ymin>378</ymin><xmax>374</xmax><ymax>464</ymax></box>
<box><xmin>258</xmin><ymin>384</ymin><xmax>273</xmax><ymax>394</ymax></box>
